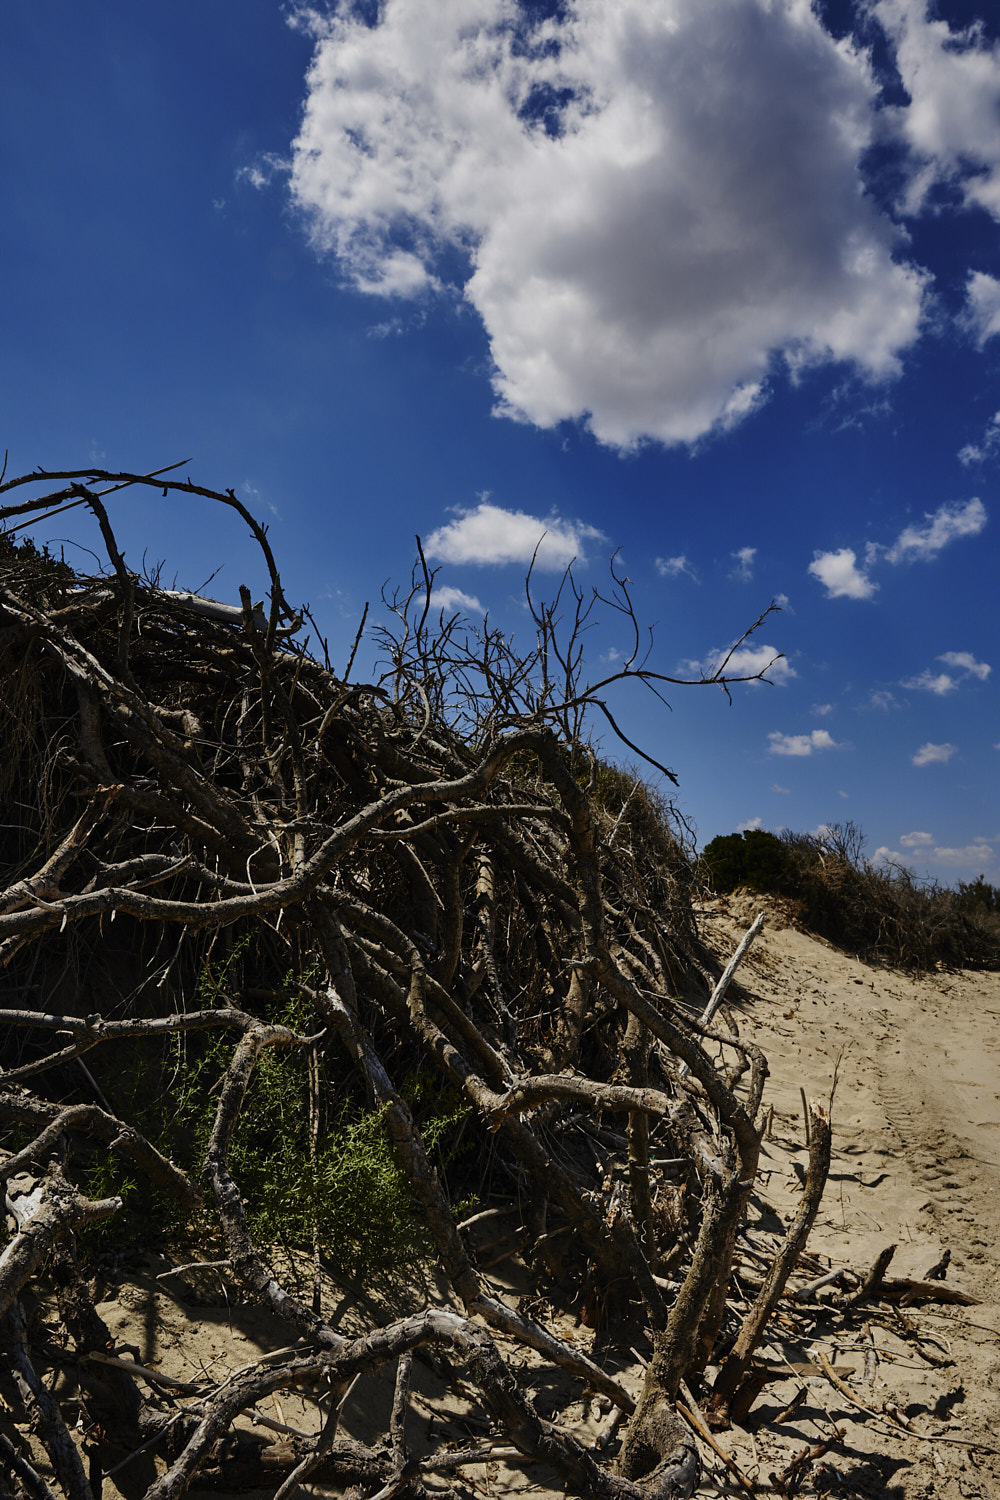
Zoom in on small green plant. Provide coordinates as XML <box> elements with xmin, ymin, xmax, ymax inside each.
<box><xmin>83</xmin><ymin>946</ymin><xmax>474</xmax><ymax>1286</ymax></box>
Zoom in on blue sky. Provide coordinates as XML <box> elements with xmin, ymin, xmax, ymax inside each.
<box><xmin>2</xmin><ymin>0</ymin><xmax>998</xmax><ymax>883</ymax></box>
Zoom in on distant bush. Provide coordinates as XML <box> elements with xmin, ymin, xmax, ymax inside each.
<box><xmin>701</xmin><ymin>829</ymin><xmax>795</xmax><ymax>896</ymax></box>
<box><xmin>955</xmin><ymin>875</ymin><xmax>1000</xmax><ymax>917</ymax></box>
<box><xmin>700</xmin><ymin>821</ymin><xmax>1000</xmax><ymax>971</ymax></box>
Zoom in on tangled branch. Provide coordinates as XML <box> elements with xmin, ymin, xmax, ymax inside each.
<box><xmin>1</xmin><ymin>467</ymin><xmax>813</xmax><ymax>1500</ymax></box>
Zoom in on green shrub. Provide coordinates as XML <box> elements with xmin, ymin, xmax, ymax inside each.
<box><xmin>701</xmin><ymin>828</ymin><xmax>794</xmax><ymax>895</ymax></box>
<box><xmin>956</xmin><ymin>875</ymin><xmax>1000</xmax><ymax>917</ymax></box>
<box><xmin>83</xmin><ymin>948</ymin><xmax>472</xmax><ymax>1286</ymax></box>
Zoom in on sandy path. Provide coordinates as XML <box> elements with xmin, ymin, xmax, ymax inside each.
<box><xmin>703</xmin><ymin>898</ymin><xmax>1000</xmax><ymax>1497</ymax></box>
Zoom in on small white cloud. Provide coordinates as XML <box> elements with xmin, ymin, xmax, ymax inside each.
<box><xmin>772</xmin><ymin>592</ymin><xmax>791</xmax><ymax>611</ymax></box>
<box><xmin>812</xmin><ymin>499</ymin><xmax>987</xmax><ymax>602</ymax></box>
<box><xmin>899</xmin><ymin>831</ymin><xmax>935</xmax><ymax>848</ymax></box>
<box><xmin>813</xmin><ymin>703</ymin><xmax>834</xmax><ymax>716</ymax></box>
<box><xmin>939</xmin><ymin>651</ymin><xmax>990</xmax><ymax>682</ymax></box>
<box><xmin>869</xmin><ymin>688</ymin><xmax>898</xmax><ymax>710</ymax></box>
<box><xmin>911</xmin><ymin>741</ymin><xmax>957</xmax><ymax>766</ymax></box>
<box><xmin>837</xmin><ymin>789</ymin><xmax>849</xmax><ymax>799</ymax></box>
<box><xmin>656</xmin><ymin>554</ymin><xmax>698</xmax><ymax>581</ymax></box>
<box><xmin>731</xmin><ymin>546</ymin><xmax>756</xmax><ymax>582</ymax></box>
<box><xmin>885</xmin><ymin>497</ymin><xmax>987</xmax><ymax>564</ymax></box>
<box><xmin>430</xmin><ymin>585</ymin><xmax>484</xmax><ymax>615</ymax></box>
<box><xmin>808</xmin><ymin>547</ymin><xmax>876</xmax><ymax>600</ymax></box>
<box><xmin>698</xmin><ymin>644</ymin><xmax>794</xmax><ymax>685</ymax></box>
<box><xmin>738</xmin><ymin>816</ymin><xmax>764</xmax><ymax>832</ymax></box>
<box><xmin>964</xmin><ymin>272</ymin><xmax>1000</xmax><ymax>347</ymax></box>
<box><xmin>425</xmin><ymin>502</ymin><xmax>604</xmax><ymax>571</ymax></box>
<box><xmin>958</xmin><ymin>410</ymin><xmax>1000</xmax><ymax>467</ymax></box>
<box><xmin>768</xmin><ymin>729</ymin><xmax>839</xmax><ymax>756</ymax></box>
<box><xmin>771</xmin><ymin>784</ymin><xmax>791</xmax><ymax>795</ymax></box>
<box><xmin>903</xmin><ymin>651</ymin><xmax>990</xmax><ymax>696</ymax></box>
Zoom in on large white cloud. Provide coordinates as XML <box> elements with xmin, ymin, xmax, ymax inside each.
<box><xmin>288</xmin><ymin>0</ymin><xmax>927</xmax><ymax>448</ymax></box>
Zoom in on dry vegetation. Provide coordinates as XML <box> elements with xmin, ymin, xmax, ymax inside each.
<box><xmin>0</xmin><ymin>467</ymin><xmax>992</xmax><ymax>1500</ymax></box>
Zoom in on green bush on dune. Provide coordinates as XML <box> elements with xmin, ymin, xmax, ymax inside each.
<box><xmin>700</xmin><ymin>822</ymin><xmax>1000</xmax><ymax>970</ymax></box>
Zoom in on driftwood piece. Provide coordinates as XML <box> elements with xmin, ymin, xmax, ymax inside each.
<box><xmin>1</xmin><ymin>1167</ymin><xmax>120</xmax><ymax>1318</ymax></box>
<box><xmin>677</xmin><ymin>911</ymin><xmax>765</xmax><ymax>1079</ymax></box>
<box><xmin>0</xmin><ymin>1299</ymin><xmax>93</xmax><ymax>1500</ymax></box>
<box><xmin>710</xmin><ymin>1101</ymin><xmax>832</xmax><ymax>1422</ymax></box>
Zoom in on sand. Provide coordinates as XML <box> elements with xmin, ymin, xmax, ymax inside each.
<box><xmin>79</xmin><ymin>897</ymin><xmax>1000</xmax><ymax>1498</ymax></box>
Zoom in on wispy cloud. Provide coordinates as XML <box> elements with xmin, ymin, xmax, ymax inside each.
<box><xmin>958</xmin><ymin>409</ymin><xmax>1000</xmax><ymax>466</ymax></box>
<box><xmin>876</xmin><ymin>831</ymin><xmax>996</xmax><ymax>874</ymax></box>
<box><xmin>927</xmin><ymin>841</ymin><xmax>996</xmax><ymax>869</ymax></box>
<box><xmin>768</xmin><ymin>729</ymin><xmax>839</xmax><ymax>756</ymax></box>
<box><xmin>738</xmin><ymin>816</ymin><xmax>764</xmax><ymax>832</ymax></box>
<box><xmin>287</xmin><ymin>0</ymin><xmax>926</xmax><ymax>449</ymax></box>
<box><xmin>812</xmin><ymin>703</ymin><xmax>834</xmax><ymax>716</ymax></box>
<box><xmin>425</xmin><ymin>502</ymin><xmax>604</xmax><ymax>570</ymax></box>
<box><xmin>902</xmin><ymin>670</ymin><xmax>954</xmax><ymax>695</ymax></box>
<box><xmin>730</xmin><ymin>546</ymin><xmax>756</xmax><ymax>582</ymax></box>
<box><xmin>911</xmin><ymin>742</ymin><xmax>957</xmax><ymax>766</ymax></box>
<box><xmin>656</xmin><ymin>554</ymin><xmax>698</xmax><ymax>581</ymax></box>
<box><xmin>885</xmin><ymin>497</ymin><xmax>987</xmax><ymax>564</ymax></box>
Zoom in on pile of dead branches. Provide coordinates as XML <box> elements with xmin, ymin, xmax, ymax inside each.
<box><xmin>2</xmin><ymin>466</ymin><xmax>836</xmax><ymax>1500</ymax></box>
